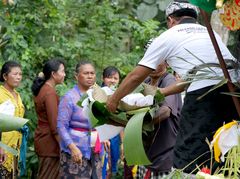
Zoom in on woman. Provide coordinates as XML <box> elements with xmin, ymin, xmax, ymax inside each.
<box><xmin>0</xmin><ymin>61</ymin><xmax>25</xmax><ymax>178</ymax></box>
<box><xmin>32</xmin><ymin>58</ymin><xmax>66</xmax><ymax>179</ymax></box>
<box><xmin>57</xmin><ymin>60</ymin><xmax>102</xmax><ymax>178</ymax></box>
<box><xmin>101</xmin><ymin>66</ymin><xmax>122</xmax><ymax>179</ymax></box>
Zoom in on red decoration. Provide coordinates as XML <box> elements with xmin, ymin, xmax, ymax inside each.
<box><xmin>201</xmin><ymin>167</ymin><xmax>211</xmax><ymax>174</ymax></box>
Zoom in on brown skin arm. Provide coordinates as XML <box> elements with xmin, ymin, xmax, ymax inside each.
<box><xmin>153</xmin><ymin>106</ymin><xmax>171</xmax><ymax>124</ymax></box>
<box><xmin>159</xmin><ymin>79</ymin><xmax>186</xmax><ymax>96</ymax></box>
<box><xmin>106</xmin><ymin>66</ymin><xmax>153</xmax><ymax>112</ymax></box>
<box><xmin>106</xmin><ymin>65</ymin><xmax>187</xmax><ymax>112</ymax></box>
<box><xmin>0</xmin><ymin>147</ymin><xmax>7</xmax><ymax>164</ymax></box>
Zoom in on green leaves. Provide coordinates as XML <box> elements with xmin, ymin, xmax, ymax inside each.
<box><xmin>77</xmin><ymin>93</ymin><xmax>89</xmax><ymax>107</ymax></box>
<box><xmin>197</xmin><ymin>78</ymin><xmax>228</xmax><ymax>100</ymax></box>
<box><xmin>154</xmin><ymin>89</ymin><xmax>165</xmax><ymax>105</ymax></box>
<box><xmin>0</xmin><ymin>141</ymin><xmax>18</xmax><ymax>155</ymax></box>
<box><xmin>86</xmin><ymin>100</ymin><xmax>154</xmax><ymax>165</ymax></box>
<box><xmin>89</xmin><ymin>101</ymin><xmax>111</xmax><ymax>127</ymax></box>
<box><xmin>123</xmin><ymin>111</ymin><xmax>152</xmax><ymax>165</ymax></box>
<box><xmin>0</xmin><ymin>113</ymin><xmax>28</xmax><ymax>132</ymax></box>
<box><xmin>136</xmin><ymin>3</ymin><xmax>158</xmax><ymax>21</ymax></box>
<box><xmin>189</xmin><ymin>0</ymin><xmax>221</xmax><ymax>12</ymax></box>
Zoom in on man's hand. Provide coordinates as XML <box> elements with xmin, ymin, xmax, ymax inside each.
<box><xmin>0</xmin><ymin>147</ymin><xmax>7</xmax><ymax>164</ymax></box>
<box><xmin>106</xmin><ymin>96</ymin><xmax>119</xmax><ymax>113</ymax></box>
<box><xmin>153</xmin><ymin>106</ymin><xmax>171</xmax><ymax>124</ymax></box>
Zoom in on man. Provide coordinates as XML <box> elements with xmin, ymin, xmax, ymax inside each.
<box><xmin>107</xmin><ymin>0</ymin><xmax>239</xmax><ymax>173</ymax></box>
<box><xmin>137</xmin><ymin>62</ymin><xmax>182</xmax><ymax>178</ymax></box>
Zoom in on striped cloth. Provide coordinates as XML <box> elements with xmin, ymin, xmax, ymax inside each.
<box><xmin>37</xmin><ymin>157</ymin><xmax>59</xmax><ymax>179</ymax></box>
<box><xmin>136</xmin><ymin>165</ymin><xmax>170</xmax><ymax>179</ymax></box>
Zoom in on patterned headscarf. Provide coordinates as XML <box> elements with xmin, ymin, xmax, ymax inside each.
<box><xmin>165</xmin><ymin>1</ymin><xmax>199</xmax><ymax>18</ymax></box>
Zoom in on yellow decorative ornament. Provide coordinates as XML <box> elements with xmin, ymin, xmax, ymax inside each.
<box><xmin>219</xmin><ymin>0</ymin><xmax>240</xmax><ymax>30</ymax></box>
<box><xmin>216</xmin><ymin>0</ymin><xmax>225</xmax><ymax>9</ymax></box>
<box><xmin>211</xmin><ymin>121</ymin><xmax>239</xmax><ymax>162</ymax></box>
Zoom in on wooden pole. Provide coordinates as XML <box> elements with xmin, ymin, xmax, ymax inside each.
<box><xmin>200</xmin><ymin>9</ymin><xmax>240</xmax><ymax>117</ymax></box>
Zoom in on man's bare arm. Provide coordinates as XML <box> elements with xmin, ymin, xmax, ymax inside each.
<box><xmin>160</xmin><ymin>80</ymin><xmax>186</xmax><ymax>96</ymax></box>
<box><xmin>107</xmin><ymin>65</ymin><xmax>152</xmax><ymax>112</ymax></box>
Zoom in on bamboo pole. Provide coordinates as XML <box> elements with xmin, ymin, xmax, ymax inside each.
<box><xmin>200</xmin><ymin>9</ymin><xmax>240</xmax><ymax>117</ymax></box>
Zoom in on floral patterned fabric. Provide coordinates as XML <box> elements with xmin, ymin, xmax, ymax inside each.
<box><xmin>57</xmin><ymin>85</ymin><xmax>93</xmax><ymax>159</ymax></box>
<box><xmin>59</xmin><ymin>151</ymin><xmax>102</xmax><ymax>179</ymax></box>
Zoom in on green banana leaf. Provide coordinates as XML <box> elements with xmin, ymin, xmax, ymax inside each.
<box><xmin>123</xmin><ymin>111</ymin><xmax>152</xmax><ymax>165</ymax></box>
<box><xmin>0</xmin><ymin>113</ymin><xmax>28</xmax><ymax>132</ymax></box>
<box><xmin>154</xmin><ymin>89</ymin><xmax>165</xmax><ymax>104</ymax></box>
<box><xmin>88</xmin><ymin>101</ymin><xmax>129</xmax><ymax>127</ymax></box>
<box><xmin>189</xmin><ymin>0</ymin><xmax>227</xmax><ymax>12</ymax></box>
<box><xmin>87</xmin><ymin>101</ymin><xmax>154</xmax><ymax>165</ymax></box>
<box><xmin>0</xmin><ymin>141</ymin><xmax>18</xmax><ymax>155</ymax></box>
<box><xmin>221</xmin><ymin>92</ymin><xmax>240</xmax><ymax>98</ymax></box>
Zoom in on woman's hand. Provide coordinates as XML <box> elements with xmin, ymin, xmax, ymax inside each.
<box><xmin>68</xmin><ymin>143</ymin><xmax>83</xmax><ymax>164</ymax></box>
<box><xmin>103</xmin><ymin>140</ymin><xmax>110</xmax><ymax>152</ymax></box>
<box><xmin>0</xmin><ymin>148</ymin><xmax>7</xmax><ymax>164</ymax></box>
<box><xmin>120</xmin><ymin>143</ymin><xmax>124</xmax><ymax>161</ymax></box>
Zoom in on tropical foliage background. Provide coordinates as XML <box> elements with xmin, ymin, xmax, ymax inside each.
<box><xmin>0</xmin><ymin>0</ymin><xmax>239</xmax><ymax>177</ymax></box>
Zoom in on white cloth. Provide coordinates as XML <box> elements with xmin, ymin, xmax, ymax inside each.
<box><xmin>217</xmin><ymin>124</ymin><xmax>240</xmax><ymax>162</ymax></box>
<box><xmin>121</xmin><ymin>93</ymin><xmax>153</xmax><ymax>107</ymax></box>
<box><xmin>138</xmin><ymin>23</ymin><xmax>237</xmax><ymax>92</ymax></box>
<box><xmin>90</xmin><ymin>131</ymin><xmax>98</xmax><ymax>147</ymax></box>
<box><xmin>0</xmin><ymin>100</ymin><xmax>15</xmax><ymax>116</ymax></box>
<box><xmin>95</xmin><ymin>124</ymin><xmax>124</xmax><ymax>142</ymax></box>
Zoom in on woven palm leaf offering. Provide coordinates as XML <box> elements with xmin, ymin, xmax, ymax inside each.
<box><xmin>77</xmin><ymin>83</ymin><xmax>165</xmax><ymax>165</ymax></box>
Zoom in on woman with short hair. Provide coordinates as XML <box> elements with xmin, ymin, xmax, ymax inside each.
<box><xmin>57</xmin><ymin>60</ymin><xmax>103</xmax><ymax>178</ymax></box>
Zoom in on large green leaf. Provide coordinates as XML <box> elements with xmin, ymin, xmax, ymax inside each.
<box><xmin>189</xmin><ymin>0</ymin><xmax>227</xmax><ymax>12</ymax></box>
<box><xmin>124</xmin><ymin>111</ymin><xmax>151</xmax><ymax>165</ymax></box>
<box><xmin>89</xmin><ymin>101</ymin><xmax>128</xmax><ymax>127</ymax></box>
<box><xmin>109</xmin><ymin>112</ymin><xmax>128</xmax><ymax>126</ymax></box>
<box><xmin>0</xmin><ymin>113</ymin><xmax>28</xmax><ymax>132</ymax></box>
<box><xmin>156</xmin><ymin>0</ymin><xmax>172</xmax><ymax>11</ymax></box>
<box><xmin>77</xmin><ymin>93</ymin><xmax>88</xmax><ymax>107</ymax></box>
<box><xmin>89</xmin><ymin>101</ymin><xmax>110</xmax><ymax>127</ymax></box>
<box><xmin>136</xmin><ymin>3</ymin><xmax>158</xmax><ymax>21</ymax></box>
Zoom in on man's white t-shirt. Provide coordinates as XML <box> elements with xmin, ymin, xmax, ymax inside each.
<box><xmin>138</xmin><ymin>23</ymin><xmax>237</xmax><ymax>92</ymax></box>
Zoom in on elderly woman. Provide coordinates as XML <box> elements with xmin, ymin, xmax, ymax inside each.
<box><xmin>57</xmin><ymin>60</ymin><xmax>102</xmax><ymax>179</ymax></box>
<box><xmin>0</xmin><ymin>61</ymin><xmax>25</xmax><ymax>178</ymax></box>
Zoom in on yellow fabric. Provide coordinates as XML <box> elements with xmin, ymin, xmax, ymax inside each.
<box><xmin>0</xmin><ymin>85</ymin><xmax>25</xmax><ymax>172</ymax></box>
<box><xmin>132</xmin><ymin>165</ymin><xmax>138</xmax><ymax>177</ymax></box>
<box><xmin>212</xmin><ymin>120</ymin><xmax>237</xmax><ymax>162</ymax></box>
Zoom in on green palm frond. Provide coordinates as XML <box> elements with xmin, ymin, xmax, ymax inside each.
<box><xmin>197</xmin><ymin>78</ymin><xmax>228</xmax><ymax>100</ymax></box>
